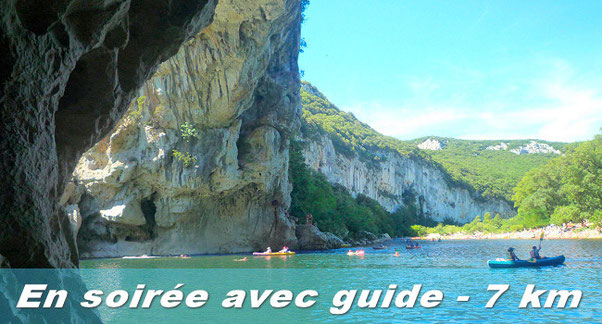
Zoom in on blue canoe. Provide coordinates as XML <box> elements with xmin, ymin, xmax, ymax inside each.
<box><xmin>488</xmin><ymin>255</ymin><xmax>565</xmax><ymax>268</ymax></box>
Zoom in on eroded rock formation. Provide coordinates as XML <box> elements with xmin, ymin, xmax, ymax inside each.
<box><xmin>0</xmin><ymin>0</ymin><xmax>217</xmax><ymax>268</ymax></box>
<box><xmin>64</xmin><ymin>0</ymin><xmax>303</xmax><ymax>258</ymax></box>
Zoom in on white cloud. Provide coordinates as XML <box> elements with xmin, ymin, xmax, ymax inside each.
<box><xmin>342</xmin><ymin>60</ymin><xmax>602</xmax><ymax>142</ymax></box>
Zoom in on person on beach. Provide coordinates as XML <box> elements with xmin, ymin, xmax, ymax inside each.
<box><xmin>507</xmin><ymin>247</ymin><xmax>520</xmax><ymax>261</ymax></box>
<box><xmin>530</xmin><ymin>245</ymin><xmax>543</xmax><ymax>260</ymax></box>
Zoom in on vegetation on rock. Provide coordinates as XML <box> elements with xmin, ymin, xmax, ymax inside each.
<box><xmin>172</xmin><ymin>149</ymin><xmax>197</xmax><ymax>168</ymax></box>
<box><xmin>288</xmin><ymin>140</ymin><xmax>417</xmax><ymax>238</ymax></box>
<box><xmin>300</xmin><ymin>82</ymin><xmax>424</xmax><ymax>164</ymax></box>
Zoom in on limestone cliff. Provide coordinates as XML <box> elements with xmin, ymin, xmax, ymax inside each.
<box><xmin>302</xmin><ymin>136</ymin><xmax>515</xmax><ymax>223</ymax></box>
<box><xmin>64</xmin><ymin>0</ymin><xmax>303</xmax><ymax>258</ymax></box>
<box><xmin>300</xmin><ymin>84</ymin><xmax>516</xmax><ymax>224</ymax></box>
<box><xmin>1</xmin><ymin>0</ymin><xmax>218</xmax><ymax>321</ymax></box>
<box><xmin>1</xmin><ymin>0</ymin><xmax>216</xmax><ymax>268</ymax></box>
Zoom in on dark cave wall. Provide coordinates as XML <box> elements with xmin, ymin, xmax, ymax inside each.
<box><xmin>0</xmin><ymin>0</ymin><xmax>218</xmax><ymax>268</ymax></box>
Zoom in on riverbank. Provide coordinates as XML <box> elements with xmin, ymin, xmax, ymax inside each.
<box><xmin>422</xmin><ymin>224</ymin><xmax>602</xmax><ymax>240</ymax></box>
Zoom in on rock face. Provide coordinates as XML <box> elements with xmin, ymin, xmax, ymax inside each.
<box><xmin>486</xmin><ymin>142</ymin><xmax>509</xmax><ymax>151</ymax></box>
<box><xmin>509</xmin><ymin>141</ymin><xmax>561</xmax><ymax>155</ymax></box>
<box><xmin>0</xmin><ymin>0</ymin><xmax>217</xmax><ymax>268</ymax></box>
<box><xmin>303</xmin><ymin>135</ymin><xmax>515</xmax><ymax>224</ymax></box>
<box><xmin>486</xmin><ymin>141</ymin><xmax>561</xmax><ymax>155</ymax></box>
<box><xmin>296</xmin><ymin>225</ymin><xmax>343</xmax><ymax>250</ymax></box>
<box><xmin>65</xmin><ymin>0</ymin><xmax>303</xmax><ymax>258</ymax></box>
<box><xmin>417</xmin><ymin>138</ymin><xmax>445</xmax><ymax>150</ymax></box>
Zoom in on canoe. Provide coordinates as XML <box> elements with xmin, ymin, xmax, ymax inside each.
<box><xmin>372</xmin><ymin>246</ymin><xmax>386</xmax><ymax>250</ymax></box>
<box><xmin>252</xmin><ymin>251</ymin><xmax>295</xmax><ymax>256</ymax></box>
<box><xmin>122</xmin><ymin>255</ymin><xmax>157</xmax><ymax>259</ymax></box>
<box><xmin>488</xmin><ymin>255</ymin><xmax>565</xmax><ymax>268</ymax></box>
<box><xmin>405</xmin><ymin>246</ymin><xmax>421</xmax><ymax>249</ymax></box>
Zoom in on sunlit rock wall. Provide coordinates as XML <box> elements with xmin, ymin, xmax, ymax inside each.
<box><xmin>65</xmin><ymin>0</ymin><xmax>303</xmax><ymax>258</ymax></box>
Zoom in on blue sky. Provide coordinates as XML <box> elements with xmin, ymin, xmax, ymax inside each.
<box><xmin>299</xmin><ymin>0</ymin><xmax>602</xmax><ymax>142</ymax></box>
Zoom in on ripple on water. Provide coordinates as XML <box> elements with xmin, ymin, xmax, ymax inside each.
<box><xmin>81</xmin><ymin>239</ymin><xmax>602</xmax><ymax>323</ymax></box>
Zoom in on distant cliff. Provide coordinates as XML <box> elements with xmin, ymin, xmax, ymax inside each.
<box><xmin>407</xmin><ymin>137</ymin><xmax>566</xmax><ymax>200</ymax></box>
<box><xmin>299</xmin><ymin>83</ymin><xmax>516</xmax><ymax>223</ymax></box>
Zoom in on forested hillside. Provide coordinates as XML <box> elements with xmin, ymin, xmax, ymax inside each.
<box><xmin>413</xmin><ymin>134</ymin><xmax>601</xmax><ymax>235</ymax></box>
<box><xmin>407</xmin><ymin>137</ymin><xmax>569</xmax><ymax>200</ymax></box>
<box><xmin>300</xmin><ymin>82</ymin><xmax>422</xmax><ymax>160</ymax></box>
<box><xmin>300</xmin><ymin>81</ymin><xmax>565</xmax><ymax>202</ymax></box>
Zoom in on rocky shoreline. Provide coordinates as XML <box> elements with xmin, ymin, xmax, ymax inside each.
<box><xmin>423</xmin><ymin>224</ymin><xmax>602</xmax><ymax>240</ymax></box>
<box><xmin>295</xmin><ymin>224</ymin><xmax>391</xmax><ymax>250</ymax></box>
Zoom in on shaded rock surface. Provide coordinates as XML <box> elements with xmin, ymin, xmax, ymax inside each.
<box><xmin>0</xmin><ymin>0</ymin><xmax>218</xmax><ymax>322</ymax></box>
<box><xmin>66</xmin><ymin>0</ymin><xmax>303</xmax><ymax>258</ymax></box>
<box><xmin>0</xmin><ymin>0</ymin><xmax>216</xmax><ymax>268</ymax></box>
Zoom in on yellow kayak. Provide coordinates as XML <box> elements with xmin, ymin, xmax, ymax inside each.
<box><xmin>253</xmin><ymin>251</ymin><xmax>295</xmax><ymax>256</ymax></box>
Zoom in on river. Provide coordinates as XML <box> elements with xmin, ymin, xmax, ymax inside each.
<box><xmin>80</xmin><ymin>239</ymin><xmax>601</xmax><ymax>323</ymax></box>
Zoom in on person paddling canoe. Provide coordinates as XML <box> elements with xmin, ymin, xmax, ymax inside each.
<box><xmin>530</xmin><ymin>231</ymin><xmax>546</xmax><ymax>260</ymax></box>
<box><xmin>507</xmin><ymin>247</ymin><xmax>520</xmax><ymax>261</ymax></box>
<box><xmin>530</xmin><ymin>245</ymin><xmax>543</xmax><ymax>260</ymax></box>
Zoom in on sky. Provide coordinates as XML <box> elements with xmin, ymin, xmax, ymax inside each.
<box><xmin>298</xmin><ymin>0</ymin><xmax>602</xmax><ymax>142</ymax></box>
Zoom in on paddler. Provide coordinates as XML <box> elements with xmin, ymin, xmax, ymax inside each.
<box><xmin>507</xmin><ymin>247</ymin><xmax>520</xmax><ymax>261</ymax></box>
<box><xmin>530</xmin><ymin>245</ymin><xmax>543</xmax><ymax>260</ymax></box>
<box><xmin>265</xmin><ymin>247</ymin><xmax>272</xmax><ymax>254</ymax></box>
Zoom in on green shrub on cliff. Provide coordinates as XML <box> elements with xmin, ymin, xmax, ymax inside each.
<box><xmin>172</xmin><ymin>149</ymin><xmax>197</xmax><ymax>168</ymax></box>
<box><xmin>179</xmin><ymin>122</ymin><xmax>199</xmax><ymax>143</ymax></box>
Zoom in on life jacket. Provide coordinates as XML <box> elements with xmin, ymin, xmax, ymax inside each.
<box><xmin>530</xmin><ymin>249</ymin><xmax>540</xmax><ymax>259</ymax></box>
